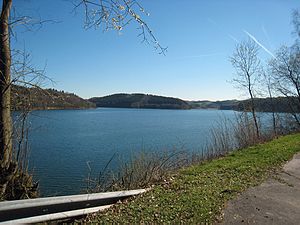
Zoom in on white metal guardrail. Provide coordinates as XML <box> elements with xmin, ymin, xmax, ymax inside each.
<box><xmin>0</xmin><ymin>189</ymin><xmax>146</xmax><ymax>224</ymax></box>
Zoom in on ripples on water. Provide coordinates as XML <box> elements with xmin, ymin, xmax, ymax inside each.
<box><xmin>14</xmin><ymin>108</ymin><xmax>271</xmax><ymax>196</ymax></box>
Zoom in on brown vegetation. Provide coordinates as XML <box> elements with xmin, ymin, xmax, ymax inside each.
<box><xmin>12</xmin><ymin>85</ymin><xmax>95</xmax><ymax>111</ymax></box>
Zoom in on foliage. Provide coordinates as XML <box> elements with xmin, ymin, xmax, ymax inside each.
<box><xmin>85</xmin><ymin>134</ymin><xmax>300</xmax><ymax>224</ymax></box>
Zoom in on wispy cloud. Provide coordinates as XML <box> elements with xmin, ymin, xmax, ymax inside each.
<box><xmin>176</xmin><ymin>52</ymin><xmax>226</xmax><ymax>60</ymax></box>
<box><xmin>207</xmin><ymin>18</ymin><xmax>239</xmax><ymax>43</ymax></box>
<box><xmin>228</xmin><ymin>34</ymin><xmax>239</xmax><ymax>43</ymax></box>
<box><xmin>243</xmin><ymin>30</ymin><xmax>276</xmax><ymax>58</ymax></box>
<box><xmin>261</xmin><ymin>25</ymin><xmax>274</xmax><ymax>50</ymax></box>
<box><xmin>207</xmin><ymin>18</ymin><xmax>217</xmax><ymax>26</ymax></box>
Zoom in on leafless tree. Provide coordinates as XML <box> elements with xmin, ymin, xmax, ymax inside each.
<box><xmin>292</xmin><ymin>9</ymin><xmax>300</xmax><ymax>41</ymax></box>
<box><xmin>0</xmin><ymin>48</ymin><xmax>45</xmax><ymax>200</ymax></box>
<box><xmin>269</xmin><ymin>46</ymin><xmax>300</xmax><ymax>126</ymax></box>
<box><xmin>230</xmin><ymin>39</ymin><xmax>261</xmax><ymax>139</ymax></box>
<box><xmin>0</xmin><ymin>0</ymin><xmax>165</xmax><ymax>199</ymax></box>
<box><xmin>0</xmin><ymin>0</ymin><xmax>14</xmax><ymax>198</ymax></box>
<box><xmin>260</xmin><ymin>68</ymin><xmax>278</xmax><ymax>136</ymax></box>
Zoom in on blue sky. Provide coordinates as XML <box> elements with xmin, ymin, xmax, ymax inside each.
<box><xmin>12</xmin><ymin>0</ymin><xmax>299</xmax><ymax>100</ymax></box>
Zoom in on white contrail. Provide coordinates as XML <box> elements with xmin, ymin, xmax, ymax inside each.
<box><xmin>243</xmin><ymin>30</ymin><xmax>276</xmax><ymax>58</ymax></box>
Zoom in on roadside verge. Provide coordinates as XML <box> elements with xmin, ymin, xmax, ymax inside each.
<box><xmin>85</xmin><ymin>133</ymin><xmax>300</xmax><ymax>224</ymax></box>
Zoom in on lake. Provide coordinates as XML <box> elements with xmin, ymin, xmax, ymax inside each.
<box><xmin>22</xmin><ymin>108</ymin><xmax>238</xmax><ymax>196</ymax></box>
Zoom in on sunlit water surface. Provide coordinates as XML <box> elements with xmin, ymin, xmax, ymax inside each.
<box><xmin>18</xmin><ymin>108</ymin><xmax>250</xmax><ymax>196</ymax></box>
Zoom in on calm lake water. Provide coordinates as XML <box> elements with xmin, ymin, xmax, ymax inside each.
<box><xmin>23</xmin><ymin>108</ymin><xmax>238</xmax><ymax>196</ymax></box>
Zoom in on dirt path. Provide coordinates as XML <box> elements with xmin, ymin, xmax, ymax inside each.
<box><xmin>220</xmin><ymin>153</ymin><xmax>300</xmax><ymax>225</ymax></box>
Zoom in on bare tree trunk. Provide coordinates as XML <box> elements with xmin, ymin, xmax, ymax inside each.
<box><xmin>0</xmin><ymin>0</ymin><xmax>14</xmax><ymax>198</ymax></box>
<box><xmin>248</xmin><ymin>78</ymin><xmax>260</xmax><ymax>139</ymax></box>
<box><xmin>266</xmin><ymin>84</ymin><xmax>277</xmax><ymax>135</ymax></box>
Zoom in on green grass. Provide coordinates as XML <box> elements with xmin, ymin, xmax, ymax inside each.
<box><xmin>87</xmin><ymin>133</ymin><xmax>300</xmax><ymax>224</ymax></box>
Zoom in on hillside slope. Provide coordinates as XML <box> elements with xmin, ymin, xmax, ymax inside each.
<box><xmin>89</xmin><ymin>93</ymin><xmax>191</xmax><ymax>109</ymax></box>
<box><xmin>237</xmin><ymin>97</ymin><xmax>300</xmax><ymax>113</ymax></box>
<box><xmin>188</xmin><ymin>100</ymin><xmax>239</xmax><ymax>110</ymax></box>
<box><xmin>12</xmin><ymin>85</ymin><xmax>95</xmax><ymax>110</ymax></box>
<box><xmin>188</xmin><ymin>97</ymin><xmax>300</xmax><ymax>113</ymax></box>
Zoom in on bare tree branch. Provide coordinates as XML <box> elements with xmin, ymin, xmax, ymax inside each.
<box><xmin>72</xmin><ymin>0</ymin><xmax>167</xmax><ymax>55</ymax></box>
<box><xmin>230</xmin><ymin>39</ymin><xmax>261</xmax><ymax>139</ymax></box>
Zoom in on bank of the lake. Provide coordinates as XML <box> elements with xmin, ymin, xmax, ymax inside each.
<box><xmin>87</xmin><ymin>133</ymin><xmax>300</xmax><ymax>224</ymax></box>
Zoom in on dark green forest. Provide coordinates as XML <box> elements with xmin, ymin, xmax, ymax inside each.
<box><xmin>237</xmin><ymin>97</ymin><xmax>300</xmax><ymax>113</ymax></box>
<box><xmin>188</xmin><ymin>98</ymin><xmax>300</xmax><ymax>113</ymax></box>
<box><xmin>89</xmin><ymin>93</ymin><xmax>191</xmax><ymax>109</ymax></box>
<box><xmin>187</xmin><ymin>100</ymin><xmax>239</xmax><ymax>110</ymax></box>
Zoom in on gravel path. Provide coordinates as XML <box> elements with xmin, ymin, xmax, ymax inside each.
<box><xmin>220</xmin><ymin>153</ymin><xmax>300</xmax><ymax>225</ymax></box>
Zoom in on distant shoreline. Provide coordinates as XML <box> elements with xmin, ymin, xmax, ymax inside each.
<box><xmin>12</xmin><ymin>106</ymin><xmax>96</xmax><ymax>112</ymax></box>
<box><xmin>11</xmin><ymin>85</ymin><xmax>300</xmax><ymax>113</ymax></box>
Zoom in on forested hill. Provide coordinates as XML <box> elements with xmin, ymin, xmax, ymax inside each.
<box><xmin>188</xmin><ymin>100</ymin><xmax>239</xmax><ymax>110</ymax></box>
<box><xmin>188</xmin><ymin>97</ymin><xmax>300</xmax><ymax>113</ymax></box>
<box><xmin>11</xmin><ymin>85</ymin><xmax>300</xmax><ymax>112</ymax></box>
<box><xmin>237</xmin><ymin>97</ymin><xmax>300</xmax><ymax>113</ymax></box>
<box><xmin>89</xmin><ymin>94</ymin><xmax>191</xmax><ymax>109</ymax></box>
<box><xmin>12</xmin><ymin>85</ymin><xmax>96</xmax><ymax>110</ymax></box>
